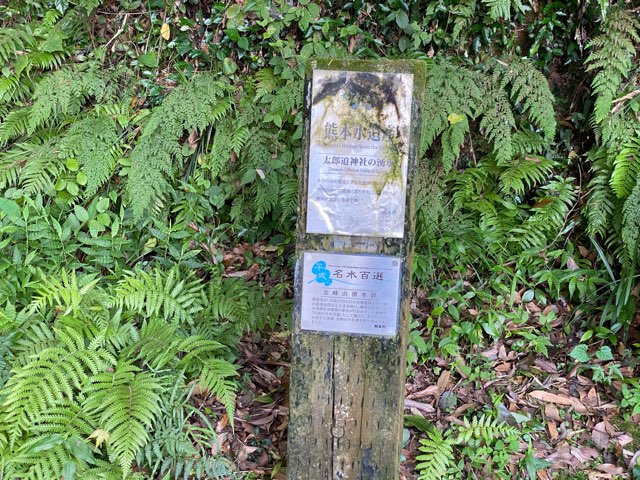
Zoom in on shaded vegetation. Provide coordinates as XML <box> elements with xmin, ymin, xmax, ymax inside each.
<box><xmin>0</xmin><ymin>0</ymin><xmax>638</xmax><ymax>478</ymax></box>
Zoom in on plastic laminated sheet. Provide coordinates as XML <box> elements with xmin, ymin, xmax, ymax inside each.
<box><xmin>306</xmin><ymin>69</ymin><xmax>414</xmax><ymax>238</ymax></box>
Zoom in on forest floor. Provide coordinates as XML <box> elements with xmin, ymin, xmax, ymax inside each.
<box><xmin>192</xmin><ymin>295</ymin><xmax>640</xmax><ymax>480</ymax></box>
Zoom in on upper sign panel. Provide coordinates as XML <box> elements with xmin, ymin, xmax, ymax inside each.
<box><xmin>306</xmin><ymin>69</ymin><xmax>414</xmax><ymax>238</ymax></box>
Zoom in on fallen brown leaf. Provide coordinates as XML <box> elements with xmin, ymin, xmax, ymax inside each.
<box><xmin>595</xmin><ymin>464</ymin><xmax>624</xmax><ymax>475</ymax></box>
<box><xmin>544</xmin><ymin>403</ymin><xmax>562</xmax><ymax>422</ymax></box>
<box><xmin>404</xmin><ymin>399</ymin><xmax>435</xmax><ymax>414</ymax></box>
<box><xmin>529</xmin><ymin>390</ymin><xmax>573</xmax><ymax>406</ymax></box>
<box><xmin>592</xmin><ymin>422</ymin><xmax>610</xmax><ymax>449</ymax></box>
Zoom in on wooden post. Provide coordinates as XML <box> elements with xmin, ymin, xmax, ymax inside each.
<box><xmin>287</xmin><ymin>59</ymin><xmax>423</xmax><ymax>480</ymax></box>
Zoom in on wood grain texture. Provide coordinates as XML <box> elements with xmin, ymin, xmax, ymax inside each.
<box><xmin>287</xmin><ymin>59</ymin><xmax>424</xmax><ymax>480</ymax></box>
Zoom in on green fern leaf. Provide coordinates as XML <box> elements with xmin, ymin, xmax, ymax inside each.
<box><xmin>585</xmin><ymin>147</ymin><xmax>617</xmax><ymax>238</ymax></box>
<box><xmin>481</xmin><ymin>0</ymin><xmax>523</xmax><ymax>20</ymax></box>
<box><xmin>610</xmin><ymin>136</ymin><xmax>640</xmax><ymax>198</ymax></box>
<box><xmin>127</xmin><ymin>75</ymin><xmax>233</xmax><ymax>220</ymax></box>
<box><xmin>499</xmin><ymin>156</ymin><xmax>555</xmax><ymax>194</ymax></box>
<box><xmin>421</xmin><ymin>61</ymin><xmax>481</xmax><ymax>161</ymax></box>
<box><xmin>83</xmin><ymin>362</ymin><xmax>162</xmax><ymax>477</ymax></box>
<box><xmin>60</xmin><ymin>115</ymin><xmax>122</xmax><ymax>196</ymax></box>
<box><xmin>0</xmin><ymin>28</ymin><xmax>33</xmax><ymax>64</ymax></box>
<box><xmin>0</xmin><ymin>107</ymin><xmax>31</xmax><ymax>145</ymax></box>
<box><xmin>114</xmin><ymin>267</ymin><xmax>205</xmax><ymax>324</ymax></box>
<box><xmin>0</xmin><ymin>327</ymin><xmax>114</xmax><ymax>444</ymax></box>
<box><xmin>586</xmin><ymin>8</ymin><xmax>640</xmax><ymax>125</ymax></box>
<box><xmin>416</xmin><ymin>428</ymin><xmax>455</xmax><ymax>480</ymax></box>
<box><xmin>198</xmin><ymin>359</ymin><xmax>238</xmax><ymax>427</ymax></box>
<box><xmin>622</xmin><ymin>179</ymin><xmax>640</xmax><ymax>261</ymax></box>
<box><xmin>27</xmin><ymin>62</ymin><xmax>107</xmax><ymax>134</ymax></box>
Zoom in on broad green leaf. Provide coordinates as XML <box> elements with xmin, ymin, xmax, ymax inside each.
<box><xmin>76</xmin><ymin>171</ymin><xmax>88</xmax><ymax>186</ymax></box>
<box><xmin>569</xmin><ymin>344</ymin><xmax>590</xmax><ymax>363</ymax></box>
<box><xmin>0</xmin><ymin>198</ymin><xmax>20</xmax><ymax>220</ymax></box>
<box><xmin>395</xmin><ymin>10</ymin><xmax>409</xmax><ymax>29</ymax></box>
<box><xmin>138</xmin><ymin>52</ymin><xmax>158</xmax><ymax>68</ymax></box>
<box><xmin>65</xmin><ymin>437</ymin><xmax>96</xmax><ymax>464</ymax></box>
<box><xmin>66</xmin><ymin>182</ymin><xmax>79</xmax><ymax>196</ymax></box>
<box><xmin>222</xmin><ymin>58</ymin><xmax>237</xmax><ymax>75</ymax></box>
<box><xmin>404</xmin><ymin>415</ymin><xmax>431</xmax><ymax>432</ymax></box>
<box><xmin>522</xmin><ymin>289</ymin><xmax>535</xmax><ymax>303</ymax></box>
<box><xmin>26</xmin><ymin>434</ymin><xmax>65</xmax><ymax>453</ymax></box>
<box><xmin>74</xmin><ymin>205</ymin><xmax>89</xmax><ymax>223</ymax></box>
<box><xmin>595</xmin><ymin>346</ymin><xmax>614</xmax><ymax>361</ymax></box>
<box><xmin>96</xmin><ymin>197</ymin><xmax>110</xmax><ymax>213</ymax></box>
<box><xmin>61</xmin><ymin>461</ymin><xmax>76</xmax><ymax>480</ymax></box>
<box><xmin>65</xmin><ymin>158</ymin><xmax>79</xmax><ymax>171</ymax></box>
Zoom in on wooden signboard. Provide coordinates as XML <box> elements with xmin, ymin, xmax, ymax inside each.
<box><xmin>288</xmin><ymin>59</ymin><xmax>424</xmax><ymax>480</ymax></box>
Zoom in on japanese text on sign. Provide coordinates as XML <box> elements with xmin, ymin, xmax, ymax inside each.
<box><xmin>300</xmin><ymin>252</ymin><xmax>402</xmax><ymax>336</ymax></box>
<box><xmin>306</xmin><ymin>69</ymin><xmax>414</xmax><ymax>238</ymax></box>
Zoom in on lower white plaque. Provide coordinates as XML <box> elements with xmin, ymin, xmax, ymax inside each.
<box><xmin>300</xmin><ymin>252</ymin><xmax>402</xmax><ymax>336</ymax></box>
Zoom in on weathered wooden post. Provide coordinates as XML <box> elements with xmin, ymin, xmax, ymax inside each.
<box><xmin>287</xmin><ymin>59</ymin><xmax>423</xmax><ymax>480</ymax></box>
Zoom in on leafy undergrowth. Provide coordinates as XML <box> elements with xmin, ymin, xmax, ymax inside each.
<box><xmin>1</xmin><ymin>0</ymin><xmax>639</xmax><ymax>478</ymax></box>
<box><xmin>200</xmin><ymin>297</ymin><xmax>639</xmax><ymax>480</ymax></box>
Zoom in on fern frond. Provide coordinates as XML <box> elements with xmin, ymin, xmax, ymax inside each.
<box><xmin>0</xmin><ymin>28</ymin><xmax>33</xmax><ymax>64</ymax></box>
<box><xmin>610</xmin><ymin>136</ymin><xmax>640</xmax><ymax>198</ymax></box>
<box><xmin>441</xmin><ymin>116</ymin><xmax>469</xmax><ymax>171</ymax></box>
<box><xmin>198</xmin><ymin>359</ymin><xmax>238</xmax><ymax>426</ymax></box>
<box><xmin>585</xmin><ymin>147</ymin><xmax>617</xmax><ymax>238</ymax></box>
<box><xmin>28</xmin><ymin>269</ymin><xmax>101</xmax><ymax>317</ymax></box>
<box><xmin>0</xmin><ymin>68</ymin><xmax>34</xmax><ymax>104</ymax></box>
<box><xmin>454</xmin><ymin>414</ymin><xmax>518</xmax><ymax>444</ymax></box>
<box><xmin>204</xmin><ymin>276</ymin><xmax>251</xmax><ymax>326</ymax></box>
<box><xmin>133</xmin><ymin>318</ymin><xmax>180</xmax><ymax>369</ymax></box>
<box><xmin>493</xmin><ymin>58</ymin><xmax>556</xmax><ymax>142</ymax></box>
<box><xmin>28</xmin><ymin>62</ymin><xmax>107</xmax><ymax>133</ymax></box>
<box><xmin>280</xmin><ymin>177</ymin><xmax>299</xmax><ymax>220</ymax></box>
<box><xmin>9</xmin><ymin>321</ymin><xmax>57</xmax><ymax>368</ymax></box>
<box><xmin>511</xmin><ymin>176</ymin><xmax>576</xmax><ymax>250</ymax></box>
<box><xmin>499</xmin><ymin>156</ymin><xmax>554</xmax><ymax>194</ymax></box>
<box><xmin>266</xmin><ymin>78</ymin><xmax>302</xmax><ymax>124</ymax></box>
<box><xmin>254</xmin><ymin>67</ymin><xmax>278</xmax><ymax>100</ymax></box>
<box><xmin>31</xmin><ymin>400</ymin><xmax>97</xmax><ymax>438</ymax></box>
<box><xmin>208</xmin><ymin>118</ymin><xmax>236</xmax><ymax>178</ymax></box>
<box><xmin>416</xmin><ymin>428</ymin><xmax>455</xmax><ymax>480</ymax></box>
<box><xmin>127</xmin><ymin>75</ymin><xmax>234</xmax><ymax>220</ymax></box>
<box><xmin>0</xmin><ymin>327</ymin><xmax>114</xmax><ymax>444</ymax></box>
<box><xmin>0</xmin><ymin>107</ymin><xmax>31</xmax><ymax>145</ymax></box>
<box><xmin>27</xmin><ymin>50</ymin><xmax>68</xmax><ymax>70</ymax></box>
<box><xmin>622</xmin><ymin>179</ymin><xmax>640</xmax><ymax>261</ymax></box>
<box><xmin>421</xmin><ymin>61</ymin><xmax>481</xmax><ymax>160</ymax></box>
<box><xmin>83</xmin><ymin>362</ymin><xmax>162</xmax><ymax>476</ymax></box>
<box><xmin>115</xmin><ymin>267</ymin><xmax>205</xmax><ymax>324</ymax></box>
<box><xmin>586</xmin><ymin>8</ymin><xmax>640</xmax><ymax>124</ymax></box>
<box><xmin>175</xmin><ymin>336</ymin><xmax>227</xmax><ymax>370</ymax></box>
<box><xmin>480</xmin><ymin>86</ymin><xmax>515</xmax><ymax>165</ymax></box>
<box><xmin>4</xmin><ymin>439</ymin><xmax>72</xmax><ymax>480</ymax></box>
<box><xmin>450</xmin><ymin>160</ymin><xmax>497</xmax><ymax>211</ymax></box>
<box><xmin>481</xmin><ymin>0</ymin><xmax>523</xmax><ymax>20</ymax></box>
<box><xmin>60</xmin><ymin>114</ymin><xmax>122</xmax><ymax>196</ymax></box>
<box><xmin>0</xmin><ymin>137</ymin><xmax>64</xmax><ymax>196</ymax></box>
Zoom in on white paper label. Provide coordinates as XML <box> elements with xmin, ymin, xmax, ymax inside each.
<box><xmin>306</xmin><ymin>69</ymin><xmax>413</xmax><ymax>238</ymax></box>
<box><xmin>300</xmin><ymin>252</ymin><xmax>402</xmax><ymax>336</ymax></box>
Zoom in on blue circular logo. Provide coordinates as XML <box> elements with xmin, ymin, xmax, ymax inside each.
<box><xmin>312</xmin><ymin>261</ymin><xmax>333</xmax><ymax>286</ymax></box>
